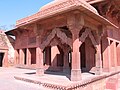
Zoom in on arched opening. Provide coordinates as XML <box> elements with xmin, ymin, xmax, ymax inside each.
<box><xmin>41</xmin><ymin>27</ymin><xmax>72</xmax><ymax>74</ymax></box>
<box><xmin>80</xmin><ymin>37</ymin><xmax>96</xmax><ymax>72</ymax></box>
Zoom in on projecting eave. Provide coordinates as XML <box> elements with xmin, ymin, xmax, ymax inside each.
<box><xmin>79</xmin><ymin>6</ymin><xmax>119</xmax><ymax>29</ymax></box>
<box><xmin>5</xmin><ymin>28</ymin><xmax>19</xmax><ymax>36</ymax></box>
<box><xmin>85</xmin><ymin>0</ymin><xmax>105</xmax><ymax>4</ymax></box>
<box><xmin>15</xmin><ymin>0</ymin><xmax>118</xmax><ymax>29</ymax></box>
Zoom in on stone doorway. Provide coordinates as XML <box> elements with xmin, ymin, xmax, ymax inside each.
<box><xmin>0</xmin><ymin>53</ymin><xmax>4</xmax><ymax>67</ymax></box>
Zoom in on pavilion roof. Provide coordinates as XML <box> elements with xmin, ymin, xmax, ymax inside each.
<box><xmin>14</xmin><ymin>0</ymin><xmax>117</xmax><ymax>29</ymax></box>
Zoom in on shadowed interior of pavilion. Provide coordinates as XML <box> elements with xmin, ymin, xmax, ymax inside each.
<box><xmin>23</xmin><ymin>26</ymin><xmax>98</xmax><ymax>80</ymax></box>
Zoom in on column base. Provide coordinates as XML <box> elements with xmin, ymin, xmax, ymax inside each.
<box><xmin>71</xmin><ymin>69</ymin><xmax>82</xmax><ymax>81</ymax></box>
<box><xmin>36</xmin><ymin>68</ymin><xmax>44</xmax><ymax>76</ymax></box>
<box><xmin>95</xmin><ymin>67</ymin><xmax>102</xmax><ymax>75</ymax></box>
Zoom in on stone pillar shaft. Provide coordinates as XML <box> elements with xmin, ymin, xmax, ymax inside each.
<box><xmin>95</xmin><ymin>44</ymin><xmax>102</xmax><ymax>75</ymax></box>
<box><xmin>26</xmin><ymin>48</ymin><xmax>31</xmax><ymax>66</ymax></box>
<box><xmin>51</xmin><ymin>46</ymin><xmax>59</xmax><ymax>67</ymax></box>
<box><xmin>102</xmin><ymin>38</ymin><xmax>111</xmax><ymax>72</ymax></box>
<box><xmin>36</xmin><ymin>47</ymin><xmax>44</xmax><ymax>75</ymax></box>
<box><xmin>19</xmin><ymin>49</ymin><xmax>24</xmax><ymax>65</ymax></box>
<box><xmin>14</xmin><ymin>50</ymin><xmax>19</xmax><ymax>65</ymax></box>
<box><xmin>71</xmin><ymin>34</ymin><xmax>82</xmax><ymax>81</ymax></box>
<box><xmin>113</xmin><ymin>41</ymin><xmax>117</xmax><ymax>71</ymax></box>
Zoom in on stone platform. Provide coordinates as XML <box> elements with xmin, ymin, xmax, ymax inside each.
<box><xmin>14</xmin><ymin>70</ymin><xmax>107</xmax><ymax>90</ymax></box>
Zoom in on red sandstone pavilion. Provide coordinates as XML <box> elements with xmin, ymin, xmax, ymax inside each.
<box><xmin>5</xmin><ymin>0</ymin><xmax>120</xmax><ymax>89</ymax></box>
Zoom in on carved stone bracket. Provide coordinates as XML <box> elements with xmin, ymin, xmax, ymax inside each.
<box><xmin>40</xmin><ymin>28</ymin><xmax>72</xmax><ymax>50</ymax></box>
<box><xmin>79</xmin><ymin>28</ymin><xmax>97</xmax><ymax>48</ymax></box>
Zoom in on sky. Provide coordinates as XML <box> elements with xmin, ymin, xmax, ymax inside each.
<box><xmin>0</xmin><ymin>0</ymin><xmax>53</xmax><ymax>31</ymax></box>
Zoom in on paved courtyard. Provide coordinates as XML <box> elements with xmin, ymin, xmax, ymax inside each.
<box><xmin>0</xmin><ymin>67</ymin><xmax>46</xmax><ymax>90</ymax></box>
<box><xmin>1</xmin><ymin>67</ymin><xmax>120</xmax><ymax>90</ymax></box>
<box><xmin>0</xmin><ymin>67</ymin><xmax>96</xmax><ymax>90</ymax></box>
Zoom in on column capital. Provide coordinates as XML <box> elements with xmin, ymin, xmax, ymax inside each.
<box><xmin>67</xmin><ymin>12</ymin><xmax>84</xmax><ymax>35</ymax></box>
<box><xmin>96</xmin><ymin>25</ymin><xmax>104</xmax><ymax>39</ymax></box>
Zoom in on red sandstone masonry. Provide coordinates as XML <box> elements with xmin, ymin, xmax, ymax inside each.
<box><xmin>14</xmin><ymin>71</ymin><xmax>120</xmax><ymax>90</ymax></box>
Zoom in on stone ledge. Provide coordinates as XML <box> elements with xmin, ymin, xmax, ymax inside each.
<box><xmin>14</xmin><ymin>70</ymin><xmax>120</xmax><ymax>90</ymax></box>
<box><xmin>14</xmin><ymin>76</ymin><xmax>67</xmax><ymax>90</ymax></box>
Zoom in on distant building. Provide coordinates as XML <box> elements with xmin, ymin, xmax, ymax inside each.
<box><xmin>0</xmin><ymin>30</ymin><xmax>14</xmax><ymax>67</ymax></box>
<box><xmin>5</xmin><ymin>0</ymin><xmax>120</xmax><ymax>89</ymax></box>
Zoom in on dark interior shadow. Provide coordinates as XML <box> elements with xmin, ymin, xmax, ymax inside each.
<box><xmin>44</xmin><ymin>70</ymin><xmax>71</xmax><ymax>80</ymax></box>
<box><xmin>44</xmin><ymin>45</ymin><xmax>71</xmax><ymax>80</ymax></box>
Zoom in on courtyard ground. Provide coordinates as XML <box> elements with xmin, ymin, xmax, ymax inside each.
<box><xmin>0</xmin><ymin>67</ymin><xmax>97</xmax><ymax>90</ymax></box>
<box><xmin>0</xmin><ymin>67</ymin><xmax>46</xmax><ymax>90</ymax></box>
<box><xmin>0</xmin><ymin>67</ymin><xmax>120</xmax><ymax>90</ymax></box>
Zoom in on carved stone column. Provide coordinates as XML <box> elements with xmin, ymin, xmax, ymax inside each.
<box><xmin>19</xmin><ymin>49</ymin><xmax>24</xmax><ymax>65</ymax></box>
<box><xmin>36</xmin><ymin>47</ymin><xmax>44</xmax><ymax>75</ymax></box>
<box><xmin>113</xmin><ymin>41</ymin><xmax>118</xmax><ymax>71</ymax></box>
<box><xmin>14</xmin><ymin>49</ymin><xmax>19</xmax><ymax>65</ymax></box>
<box><xmin>26</xmin><ymin>48</ymin><xmax>31</xmax><ymax>66</ymax></box>
<box><xmin>71</xmin><ymin>36</ymin><xmax>82</xmax><ymax>81</ymax></box>
<box><xmin>67</xmin><ymin>12</ymin><xmax>84</xmax><ymax>81</ymax></box>
<box><xmin>95</xmin><ymin>44</ymin><xmax>102</xmax><ymax>75</ymax></box>
<box><xmin>102</xmin><ymin>37</ymin><xmax>111</xmax><ymax>72</ymax></box>
<box><xmin>34</xmin><ymin>24</ymin><xmax>44</xmax><ymax>75</ymax></box>
<box><xmin>95</xmin><ymin>28</ymin><xmax>103</xmax><ymax>75</ymax></box>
